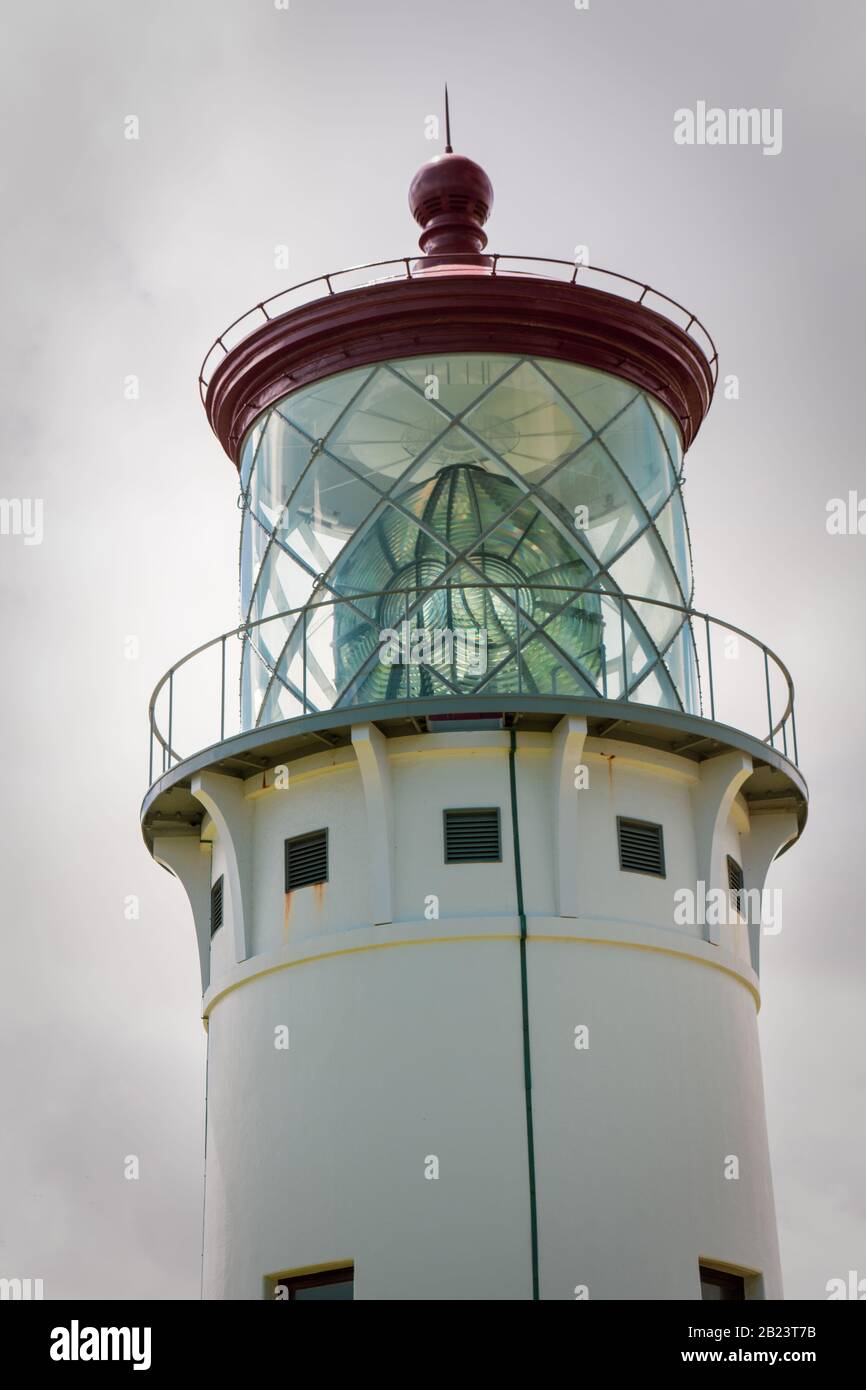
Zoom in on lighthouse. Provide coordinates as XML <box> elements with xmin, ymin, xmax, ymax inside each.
<box><xmin>141</xmin><ymin>126</ymin><xmax>807</xmax><ymax>1301</ymax></box>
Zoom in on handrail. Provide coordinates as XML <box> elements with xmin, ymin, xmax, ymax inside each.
<box><xmin>146</xmin><ymin>582</ymin><xmax>797</xmax><ymax>786</ymax></box>
<box><xmin>198</xmin><ymin>253</ymin><xmax>719</xmax><ymax>404</ymax></box>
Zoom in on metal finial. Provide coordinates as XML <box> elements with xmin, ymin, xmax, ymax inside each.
<box><xmin>444</xmin><ymin>84</ymin><xmax>453</xmax><ymax>153</ymax></box>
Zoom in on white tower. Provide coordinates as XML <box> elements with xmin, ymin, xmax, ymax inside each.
<box><xmin>142</xmin><ymin>140</ymin><xmax>807</xmax><ymax>1301</ymax></box>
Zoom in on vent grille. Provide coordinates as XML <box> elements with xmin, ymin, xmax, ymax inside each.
<box><xmin>414</xmin><ymin>194</ymin><xmax>489</xmax><ymax>221</ymax></box>
<box><xmin>285</xmin><ymin>829</ymin><xmax>328</xmax><ymax>891</ymax></box>
<box><xmin>617</xmin><ymin>818</ymin><xmax>665</xmax><ymax>877</ymax></box>
<box><xmin>210</xmin><ymin>875</ymin><xmax>224</xmax><ymax>937</ymax></box>
<box><xmin>727</xmin><ymin>855</ymin><xmax>744</xmax><ymax>913</ymax></box>
<box><xmin>444</xmin><ymin>808</ymin><xmax>502</xmax><ymax>863</ymax></box>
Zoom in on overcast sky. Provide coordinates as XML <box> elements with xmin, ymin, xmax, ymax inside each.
<box><xmin>1</xmin><ymin>0</ymin><xmax>863</xmax><ymax>1300</ymax></box>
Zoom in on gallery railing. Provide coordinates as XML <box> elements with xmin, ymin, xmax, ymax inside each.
<box><xmin>147</xmin><ymin>583</ymin><xmax>797</xmax><ymax>787</ymax></box>
<box><xmin>199</xmin><ymin>254</ymin><xmax>719</xmax><ymax>401</ymax></box>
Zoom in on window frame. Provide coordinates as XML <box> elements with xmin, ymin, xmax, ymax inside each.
<box><xmin>269</xmin><ymin>1263</ymin><xmax>354</xmax><ymax>1301</ymax></box>
<box><xmin>699</xmin><ymin>1263</ymin><xmax>747</xmax><ymax>1301</ymax></box>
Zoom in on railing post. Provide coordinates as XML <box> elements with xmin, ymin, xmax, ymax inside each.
<box><xmin>144</xmin><ymin>585</ymin><xmax>798</xmax><ymax>799</ymax></box>
<box><xmin>514</xmin><ymin>586</ymin><xmax>521</xmax><ymax>694</ymax></box>
<box><xmin>704</xmin><ymin>615</ymin><xmax>715</xmax><ymax>722</ymax></box>
<box><xmin>405</xmin><ymin>589</ymin><xmax>411</xmax><ymax>700</ymax></box>
<box><xmin>220</xmin><ymin>635</ymin><xmax>226</xmax><ymax>741</ymax></box>
<box><xmin>764</xmin><ymin>648</ymin><xmax>774</xmax><ymax>747</ymax></box>
<box><xmin>302</xmin><ymin>608</ymin><xmax>308</xmax><ymax>714</ymax></box>
<box><xmin>167</xmin><ymin>670</ymin><xmax>174</xmax><ymax>771</ymax></box>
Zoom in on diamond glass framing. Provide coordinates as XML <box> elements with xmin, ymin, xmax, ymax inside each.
<box><xmin>236</xmin><ymin>353</ymin><xmax>696</xmax><ymax>727</ymax></box>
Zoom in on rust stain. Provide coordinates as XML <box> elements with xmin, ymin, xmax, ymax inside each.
<box><xmin>283</xmin><ymin>891</ymin><xmax>292</xmax><ymax>943</ymax></box>
<box><xmin>597</xmin><ymin>751</ymin><xmax>615</xmax><ymax>796</ymax></box>
<box><xmin>313</xmin><ymin>881</ymin><xmax>325</xmax><ymax>908</ymax></box>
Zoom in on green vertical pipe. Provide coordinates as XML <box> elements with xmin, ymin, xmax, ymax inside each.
<box><xmin>508</xmin><ymin>727</ymin><xmax>540</xmax><ymax>1300</ymax></box>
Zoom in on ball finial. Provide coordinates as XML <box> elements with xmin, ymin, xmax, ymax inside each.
<box><xmin>408</xmin><ymin>88</ymin><xmax>493</xmax><ymax>265</ymax></box>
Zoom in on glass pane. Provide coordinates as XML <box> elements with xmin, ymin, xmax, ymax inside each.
<box><xmin>233</xmin><ymin>354</ymin><xmax>693</xmax><ymax>728</ymax></box>
<box><xmin>278</xmin><ymin>366</ymin><xmax>372</xmax><ymax>441</ymax></box>
<box><xmin>244</xmin><ymin>513</ymin><xmax>277</xmax><ymax>622</ymax></box>
<box><xmin>627</xmin><ymin>662</ymin><xmax>680</xmax><ymax>711</ymax></box>
<box><xmin>248</xmin><ymin>537</ymin><xmax>315</xmax><ymax>627</ymax></box>
<box><xmin>239</xmin><ymin>508</ymin><xmax>254</xmax><ymax>618</ymax></box>
<box><xmin>275</xmin><ymin>455</ymin><xmax>382</xmax><ymax>579</ymax></box>
<box><xmin>239</xmin><ymin>410</ymin><xmax>270</xmax><ymax>491</ymax></box>
<box><xmin>325</xmin><ymin>366</ymin><xmax>449</xmax><ymax>491</ymax></box>
<box><xmin>599</xmin><ymin>395</ymin><xmax>674</xmax><ymax>517</ymax></box>
<box><xmin>292</xmin><ymin>1281</ymin><xmax>353</xmax><ymax>1301</ymax></box>
<box><xmin>539</xmin><ymin>358</ymin><xmax>639</xmax><ymax>434</ymax></box>
<box><xmin>646</xmin><ymin>394</ymin><xmax>684</xmax><ymax>476</ymax></box>
<box><xmin>329</xmin><ymin>503</ymin><xmax>452</xmax><ymax>599</ymax></box>
<box><xmin>512</xmin><ymin>634</ymin><xmax>596</xmax><ymax>696</ymax></box>
<box><xmin>609</xmin><ymin>526</ymin><xmax>682</xmax><ymax>640</ymax></box>
<box><xmin>653</xmin><ymin>488</ymin><xmax>692</xmax><ymax>605</ymax></box>
<box><xmin>543</xmin><ymin>439</ymin><xmax>643</xmax><ymax>568</ymax></box>
<box><xmin>332</xmin><ymin>599</ymin><xmax>391</xmax><ymax>703</ymax></box>
<box><xmin>252</xmin><ymin>411</ymin><xmax>317</xmax><ymax>531</ymax></box>
<box><xmin>462</xmin><ymin>358</ymin><xmax>591</xmax><ymax>484</ymax></box>
<box><xmin>390</xmin><ymin>353</ymin><xmax>518</xmax><ymax>417</ymax></box>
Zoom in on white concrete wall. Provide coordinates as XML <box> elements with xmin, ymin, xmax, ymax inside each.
<box><xmin>178</xmin><ymin>727</ymin><xmax>788</xmax><ymax>1299</ymax></box>
<box><xmin>207</xmin><ymin>827</ymin><xmax>234</xmax><ymax>981</ymax></box>
<box><xmin>248</xmin><ymin>749</ymin><xmax>366</xmax><ymax>955</ymax></box>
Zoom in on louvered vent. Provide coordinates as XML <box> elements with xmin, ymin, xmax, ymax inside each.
<box><xmin>285</xmin><ymin>829</ymin><xmax>328</xmax><ymax>891</ymax></box>
<box><xmin>444</xmin><ymin>808</ymin><xmax>501</xmax><ymax>863</ymax></box>
<box><xmin>210</xmin><ymin>875</ymin><xmax>224</xmax><ymax>937</ymax></box>
<box><xmin>727</xmin><ymin>855</ymin><xmax>744</xmax><ymax>913</ymax></box>
<box><xmin>617</xmin><ymin>818</ymin><xmax>665</xmax><ymax>877</ymax></box>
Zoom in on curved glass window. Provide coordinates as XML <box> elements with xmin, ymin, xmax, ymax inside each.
<box><xmin>236</xmin><ymin>354</ymin><xmax>695</xmax><ymax>726</ymax></box>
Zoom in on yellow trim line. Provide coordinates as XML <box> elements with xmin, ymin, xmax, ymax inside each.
<box><xmin>204</xmin><ymin>931</ymin><xmax>760</xmax><ymax>1019</ymax></box>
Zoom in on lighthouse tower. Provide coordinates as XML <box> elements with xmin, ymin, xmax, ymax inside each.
<box><xmin>142</xmin><ymin>131</ymin><xmax>807</xmax><ymax>1301</ymax></box>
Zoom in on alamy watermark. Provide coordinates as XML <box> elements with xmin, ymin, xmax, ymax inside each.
<box><xmin>674</xmin><ymin>102</ymin><xmax>782</xmax><ymax>157</ymax></box>
<box><xmin>673</xmin><ymin>881</ymin><xmax>782</xmax><ymax>933</ymax></box>
<box><xmin>0</xmin><ymin>498</ymin><xmax>43</xmax><ymax>545</ymax></box>
<box><xmin>50</xmin><ymin>1321</ymin><xmax>151</xmax><ymax>1371</ymax></box>
<box><xmin>378</xmin><ymin>621</ymin><xmax>488</xmax><ymax>676</ymax></box>
<box><xmin>826</xmin><ymin>491</ymin><xmax>866</xmax><ymax>535</ymax></box>
<box><xmin>0</xmin><ymin>1276</ymin><xmax>43</xmax><ymax>1299</ymax></box>
<box><xmin>826</xmin><ymin>1270</ymin><xmax>866</xmax><ymax>1299</ymax></box>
